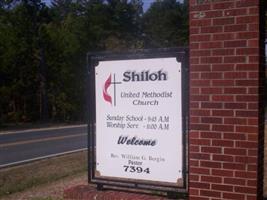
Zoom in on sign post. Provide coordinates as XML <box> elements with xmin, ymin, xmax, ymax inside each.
<box><xmin>87</xmin><ymin>48</ymin><xmax>188</xmax><ymax>193</ymax></box>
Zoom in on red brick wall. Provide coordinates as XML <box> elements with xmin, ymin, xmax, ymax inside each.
<box><xmin>189</xmin><ymin>0</ymin><xmax>265</xmax><ymax>199</ymax></box>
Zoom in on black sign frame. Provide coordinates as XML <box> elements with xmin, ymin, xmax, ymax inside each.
<box><xmin>87</xmin><ymin>48</ymin><xmax>189</xmax><ymax>195</ymax></box>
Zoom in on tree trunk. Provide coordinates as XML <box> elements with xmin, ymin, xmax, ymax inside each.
<box><xmin>39</xmin><ymin>47</ymin><xmax>49</xmax><ymax>121</ymax></box>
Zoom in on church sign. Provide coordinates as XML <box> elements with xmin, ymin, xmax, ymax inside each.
<box><xmin>87</xmin><ymin>48</ymin><xmax>188</xmax><ymax>193</ymax></box>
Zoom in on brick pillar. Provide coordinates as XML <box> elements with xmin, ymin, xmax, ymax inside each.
<box><xmin>189</xmin><ymin>1</ymin><xmax>265</xmax><ymax>199</ymax></box>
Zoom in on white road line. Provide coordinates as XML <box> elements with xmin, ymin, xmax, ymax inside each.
<box><xmin>0</xmin><ymin>133</ymin><xmax>87</xmax><ymax>148</ymax></box>
<box><xmin>0</xmin><ymin>124</ymin><xmax>87</xmax><ymax>135</ymax></box>
<box><xmin>0</xmin><ymin>148</ymin><xmax>88</xmax><ymax>169</ymax></box>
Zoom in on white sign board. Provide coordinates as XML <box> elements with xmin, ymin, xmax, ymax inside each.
<box><xmin>94</xmin><ymin>57</ymin><xmax>184</xmax><ymax>185</ymax></box>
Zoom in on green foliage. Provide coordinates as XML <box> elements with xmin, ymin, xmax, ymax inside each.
<box><xmin>142</xmin><ymin>0</ymin><xmax>188</xmax><ymax>48</ymax></box>
<box><xmin>0</xmin><ymin>0</ymin><xmax>188</xmax><ymax>124</ymax></box>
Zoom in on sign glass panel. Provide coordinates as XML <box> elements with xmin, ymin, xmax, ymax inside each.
<box><xmin>94</xmin><ymin>57</ymin><xmax>183</xmax><ymax>185</ymax></box>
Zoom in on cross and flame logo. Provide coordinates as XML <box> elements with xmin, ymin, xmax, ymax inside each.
<box><xmin>103</xmin><ymin>74</ymin><xmax>112</xmax><ymax>104</ymax></box>
<box><xmin>102</xmin><ymin>74</ymin><xmax>121</xmax><ymax>106</ymax></box>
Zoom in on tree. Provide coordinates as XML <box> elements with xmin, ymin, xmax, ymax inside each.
<box><xmin>142</xmin><ymin>0</ymin><xmax>188</xmax><ymax>48</ymax></box>
<box><xmin>0</xmin><ymin>0</ymin><xmax>51</xmax><ymax>122</ymax></box>
<box><xmin>103</xmin><ymin>0</ymin><xmax>143</xmax><ymax>50</ymax></box>
<box><xmin>0</xmin><ymin>0</ymin><xmax>189</xmax><ymax>125</ymax></box>
<box><xmin>44</xmin><ymin>0</ymin><xmax>86</xmax><ymax>121</ymax></box>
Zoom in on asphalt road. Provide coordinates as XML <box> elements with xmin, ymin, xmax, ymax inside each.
<box><xmin>0</xmin><ymin>125</ymin><xmax>87</xmax><ymax>168</ymax></box>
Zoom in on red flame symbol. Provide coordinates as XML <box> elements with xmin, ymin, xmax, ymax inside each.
<box><xmin>103</xmin><ymin>74</ymin><xmax>112</xmax><ymax>104</ymax></box>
